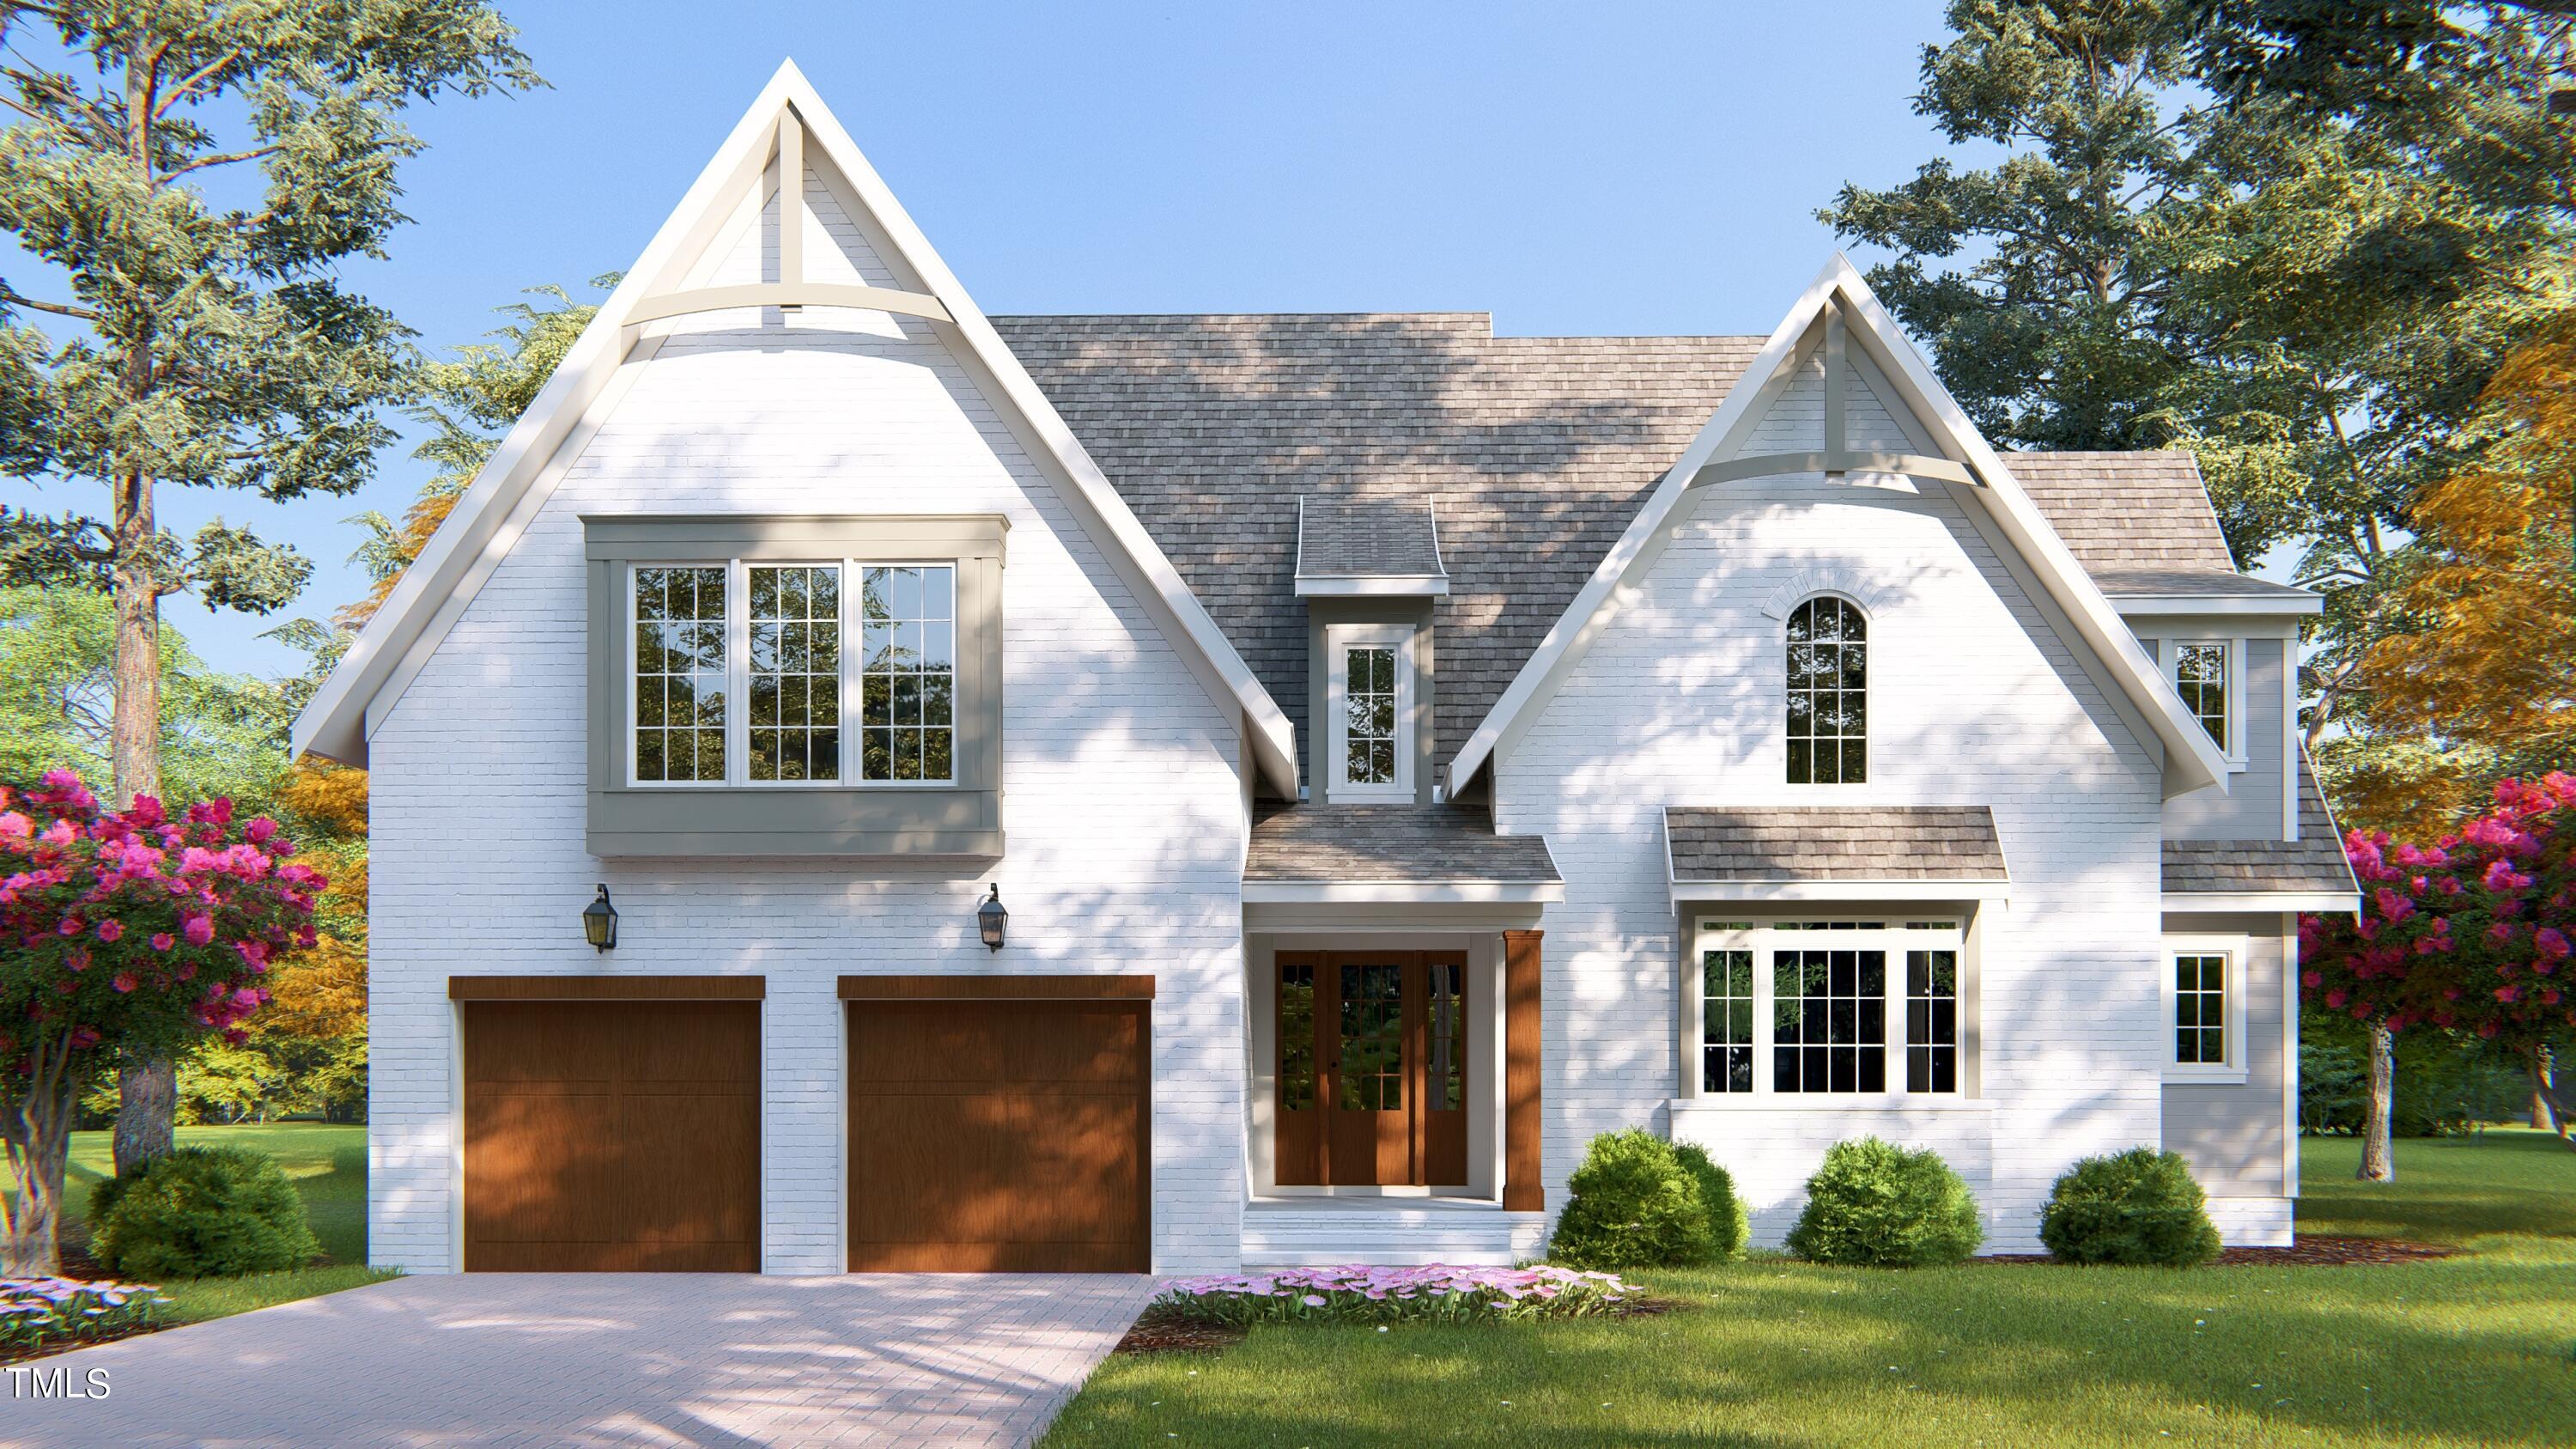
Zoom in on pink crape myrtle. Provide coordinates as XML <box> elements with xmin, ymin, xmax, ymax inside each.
<box><xmin>0</xmin><ymin>772</ymin><xmax>325</xmax><ymax>1274</ymax></box>
<box><xmin>2302</xmin><ymin>772</ymin><xmax>2576</xmax><ymax>1156</ymax></box>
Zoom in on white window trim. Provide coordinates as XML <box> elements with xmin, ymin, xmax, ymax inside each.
<box><xmin>1680</xmin><ymin>918</ymin><xmax>1977</xmax><ymax>1109</ymax></box>
<box><xmin>623</xmin><ymin>557</ymin><xmax>962</xmax><ymax>790</ymax></box>
<box><xmin>2158</xmin><ymin>636</ymin><xmax>2249</xmax><ymax>771</ymax></box>
<box><xmin>1325</xmin><ymin>622</ymin><xmax>1415</xmax><ymax>804</ymax></box>
<box><xmin>2164</xmin><ymin>934</ymin><xmax>2251</xmax><ymax>1085</ymax></box>
<box><xmin>1782</xmin><ymin>593</ymin><xmax>1871</xmax><ymax>789</ymax></box>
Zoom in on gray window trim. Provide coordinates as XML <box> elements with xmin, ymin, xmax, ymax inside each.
<box><xmin>583</xmin><ymin>514</ymin><xmax>1006</xmax><ymax>856</ymax></box>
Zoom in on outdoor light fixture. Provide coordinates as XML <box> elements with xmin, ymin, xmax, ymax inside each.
<box><xmin>977</xmin><ymin>884</ymin><xmax>1008</xmax><ymax>952</ymax></box>
<box><xmin>581</xmin><ymin>884</ymin><xmax>619</xmax><ymax>953</ymax></box>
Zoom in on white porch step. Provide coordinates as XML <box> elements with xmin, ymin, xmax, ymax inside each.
<box><xmin>1241</xmin><ymin>1198</ymin><xmax>1550</xmax><ymax>1267</ymax></box>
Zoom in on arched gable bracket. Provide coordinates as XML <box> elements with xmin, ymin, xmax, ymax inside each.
<box><xmin>621</xmin><ymin>107</ymin><xmax>954</xmax><ymax>329</ymax></box>
<box><xmin>1691</xmin><ymin>302</ymin><xmax>1980</xmax><ymax>490</ymax></box>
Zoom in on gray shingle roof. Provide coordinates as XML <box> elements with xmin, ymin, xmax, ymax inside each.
<box><xmin>1665</xmin><ymin>806</ymin><xmax>2008</xmax><ymax>882</ymax></box>
<box><xmin>1297</xmin><ymin>496</ymin><xmax>1445</xmax><ymax>582</ymax></box>
<box><xmin>2092</xmin><ymin>567</ymin><xmax>2313</xmax><ymax>600</ymax></box>
<box><xmin>992</xmin><ymin>315</ymin><xmax>2256</xmax><ymax>783</ymax></box>
<box><xmin>2162</xmin><ymin>770</ymin><xmax>2360</xmax><ymax>897</ymax></box>
<box><xmin>1247</xmin><ymin>802</ymin><xmax>1560</xmax><ymax>884</ymax></box>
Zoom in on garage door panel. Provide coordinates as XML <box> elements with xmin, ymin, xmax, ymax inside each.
<box><xmin>462</xmin><ymin>999</ymin><xmax>760</xmax><ymax>1273</ymax></box>
<box><xmin>848</xmin><ymin>999</ymin><xmax>1147</xmax><ymax>1272</ymax></box>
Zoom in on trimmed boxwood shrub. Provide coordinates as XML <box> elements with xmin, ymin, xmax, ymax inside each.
<box><xmin>1549</xmin><ymin>1129</ymin><xmax>1718</xmax><ymax>1269</ymax></box>
<box><xmin>1673</xmin><ymin>1142</ymin><xmax>1751</xmax><ymax>1263</ymax></box>
<box><xmin>1785</xmin><ymin>1137</ymin><xmax>1984</xmax><ymax>1267</ymax></box>
<box><xmin>2038</xmin><ymin>1147</ymin><xmax>2223</xmax><ymax>1266</ymax></box>
<box><xmin>92</xmin><ymin>1146</ymin><xmax>321</xmax><ymax>1280</ymax></box>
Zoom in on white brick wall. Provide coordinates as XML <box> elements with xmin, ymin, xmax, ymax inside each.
<box><xmin>367</xmin><ymin>172</ymin><xmax>1249</xmax><ymax>1275</ymax></box>
<box><xmin>1497</xmin><ymin>359</ymin><xmax>2170</xmax><ymax>1253</ymax></box>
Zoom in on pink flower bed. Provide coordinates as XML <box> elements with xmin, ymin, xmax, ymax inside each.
<box><xmin>1154</xmin><ymin>1264</ymin><xmax>1639</xmax><ymax>1325</ymax></box>
<box><xmin>0</xmin><ymin>1276</ymin><xmax>167</xmax><ymax>1355</ymax></box>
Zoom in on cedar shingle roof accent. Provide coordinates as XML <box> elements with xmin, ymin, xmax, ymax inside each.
<box><xmin>1297</xmin><ymin>496</ymin><xmax>1445</xmax><ymax>583</ymax></box>
<box><xmin>1665</xmin><ymin>806</ymin><xmax>2009</xmax><ymax>883</ymax></box>
<box><xmin>2162</xmin><ymin>771</ymin><xmax>2360</xmax><ymax>897</ymax></box>
<box><xmin>991</xmin><ymin>316</ymin><xmax>2251</xmax><ymax>777</ymax></box>
<box><xmin>1246</xmin><ymin>802</ymin><xmax>1560</xmax><ymax>884</ymax></box>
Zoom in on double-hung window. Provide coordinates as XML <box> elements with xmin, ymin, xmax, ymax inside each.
<box><xmin>1691</xmin><ymin>919</ymin><xmax>1966</xmax><ymax>1101</ymax></box>
<box><xmin>2164</xmin><ymin>938</ymin><xmax>2247</xmax><ymax>1082</ymax></box>
<box><xmin>2157</xmin><ymin>638</ymin><xmax>2243</xmax><ymax>763</ymax></box>
<box><xmin>586</xmin><ymin>514</ymin><xmax>1005</xmax><ymax>856</ymax></box>
<box><xmin>629</xmin><ymin>561</ymin><xmax>955</xmax><ymax>788</ymax></box>
<box><xmin>1326</xmin><ymin>622</ymin><xmax>1415</xmax><ymax>802</ymax></box>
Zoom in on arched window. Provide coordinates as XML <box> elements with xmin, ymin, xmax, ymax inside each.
<box><xmin>1786</xmin><ymin>596</ymin><xmax>1867</xmax><ymax>783</ymax></box>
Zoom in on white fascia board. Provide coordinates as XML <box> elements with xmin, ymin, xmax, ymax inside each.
<box><xmin>1826</xmin><ymin>265</ymin><xmax>2230</xmax><ymax>799</ymax></box>
<box><xmin>2106</xmin><ymin>594</ymin><xmax>2323</xmax><ymax>618</ymax></box>
<box><xmin>1444</xmin><ymin>262</ymin><xmax>1843</xmax><ymax>794</ymax></box>
<box><xmin>1241</xmin><ymin>880</ymin><xmax>1568</xmax><ymax>904</ymax></box>
<box><xmin>290</xmin><ymin>70</ymin><xmax>797</xmax><ymax>766</ymax></box>
<box><xmin>1668</xmin><ymin>879</ymin><xmax>2012</xmax><ymax>906</ymax></box>
<box><xmin>2162</xmin><ymin>891</ymin><xmax>2360</xmax><ymax>915</ymax></box>
<box><xmin>1295</xmin><ymin>575</ymin><xmax>1451</xmax><ymax>597</ymax></box>
<box><xmin>1444</xmin><ymin>253</ymin><xmax>2231</xmax><ymax>801</ymax></box>
<box><xmin>293</xmin><ymin>60</ymin><xmax>1302</xmax><ymax>798</ymax></box>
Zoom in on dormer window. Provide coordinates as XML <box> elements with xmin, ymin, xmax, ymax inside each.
<box><xmin>2156</xmin><ymin>638</ymin><xmax>2243</xmax><ymax>762</ymax></box>
<box><xmin>1327</xmin><ymin>622</ymin><xmax>1415</xmax><ymax>802</ymax></box>
<box><xmin>1786</xmin><ymin>595</ymin><xmax>1867</xmax><ymax>784</ymax></box>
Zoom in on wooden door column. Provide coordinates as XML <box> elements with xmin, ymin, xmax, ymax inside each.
<box><xmin>1503</xmin><ymin>929</ymin><xmax>1544</xmax><ymax>1211</ymax></box>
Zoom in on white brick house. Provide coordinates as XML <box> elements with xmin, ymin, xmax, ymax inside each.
<box><xmin>294</xmin><ymin>65</ymin><xmax>2357</xmax><ymax>1275</ymax></box>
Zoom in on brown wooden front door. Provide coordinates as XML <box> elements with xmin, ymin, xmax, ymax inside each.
<box><xmin>845</xmin><ymin>998</ymin><xmax>1150</xmax><ymax>1272</ymax></box>
<box><xmin>461</xmin><ymin>999</ymin><xmax>762</xmax><ymax>1272</ymax></box>
<box><xmin>1274</xmin><ymin>952</ymin><xmax>1467</xmax><ymax>1188</ymax></box>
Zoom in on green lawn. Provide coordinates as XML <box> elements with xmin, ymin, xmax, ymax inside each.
<box><xmin>1046</xmin><ymin>1129</ymin><xmax>2576</xmax><ymax>1449</ymax></box>
<box><xmin>35</xmin><ymin>1122</ymin><xmax>392</xmax><ymax>1324</ymax></box>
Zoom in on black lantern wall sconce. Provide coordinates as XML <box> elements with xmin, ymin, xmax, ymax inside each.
<box><xmin>977</xmin><ymin>884</ymin><xmax>1008</xmax><ymax>951</ymax></box>
<box><xmin>581</xmin><ymin>884</ymin><xmax>619</xmax><ymax>952</ymax></box>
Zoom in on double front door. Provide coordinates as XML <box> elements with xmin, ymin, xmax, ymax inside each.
<box><xmin>1274</xmin><ymin>952</ymin><xmax>1468</xmax><ymax>1188</ymax></box>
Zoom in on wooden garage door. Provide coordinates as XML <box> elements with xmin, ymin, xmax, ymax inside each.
<box><xmin>847</xmin><ymin>998</ymin><xmax>1148</xmax><ymax>1271</ymax></box>
<box><xmin>462</xmin><ymin>999</ymin><xmax>760</xmax><ymax>1271</ymax></box>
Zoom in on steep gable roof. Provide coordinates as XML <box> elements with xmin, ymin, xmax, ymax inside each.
<box><xmin>290</xmin><ymin>63</ymin><xmax>1300</xmax><ymax>795</ymax></box>
<box><xmin>999</xmin><ymin>307</ymin><xmax>2243</xmax><ymax>794</ymax></box>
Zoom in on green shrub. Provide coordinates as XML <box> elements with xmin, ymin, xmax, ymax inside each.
<box><xmin>1784</xmin><ymin>1137</ymin><xmax>1984</xmax><ymax>1267</ymax></box>
<box><xmin>2038</xmin><ymin>1148</ymin><xmax>2223</xmax><ymax>1266</ymax></box>
<box><xmin>1673</xmin><ymin>1141</ymin><xmax>1751</xmax><ymax>1263</ymax></box>
<box><xmin>1548</xmin><ymin>1129</ymin><xmax>1718</xmax><ymax>1269</ymax></box>
<box><xmin>92</xmin><ymin>1146</ymin><xmax>321</xmax><ymax>1280</ymax></box>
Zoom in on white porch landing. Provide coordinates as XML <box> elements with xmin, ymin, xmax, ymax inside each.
<box><xmin>1242</xmin><ymin>1197</ymin><xmax>1549</xmax><ymax>1266</ymax></box>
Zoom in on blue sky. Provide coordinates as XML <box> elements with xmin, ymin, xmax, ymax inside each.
<box><xmin>9</xmin><ymin>0</ymin><xmax>1967</xmax><ymax>680</ymax></box>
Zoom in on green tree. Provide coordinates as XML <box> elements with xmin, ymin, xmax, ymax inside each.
<box><xmin>0</xmin><ymin>584</ymin><xmax>287</xmax><ymax>812</ymax></box>
<box><xmin>0</xmin><ymin>3</ymin><xmax>537</xmax><ymax>1173</ymax></box>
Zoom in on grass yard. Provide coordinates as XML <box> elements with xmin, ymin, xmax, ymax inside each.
<box><xmin>1046</xmin><ymin>1129</ymin><xmax>2576</xmax><ymax>1448</ymax></box>
<box><xmin>24</xmin><ymin>1121</ymin><xmax>392</xmax><ymax>1324</ymax></box>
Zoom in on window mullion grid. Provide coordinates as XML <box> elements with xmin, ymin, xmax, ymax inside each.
<box><xmin>1750</xmin><ymin>935</ymin><xmax>1773</xmax><ymax>1101</ymax></box>
<box><xmin>840</xmin><ymin>555</ymin><xmax>858</xmax><ymax>784</ymax></box>
<box><xmin>726</xmin><ymin>559</ymin><xmax>750</xmax><ymax>787</ymax></box>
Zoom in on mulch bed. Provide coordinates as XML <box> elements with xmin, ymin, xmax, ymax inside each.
<box><xmin>1977</xmin><ymin>1235</ymin><xmax>2459</xmax><ymax>1267</ymax></box>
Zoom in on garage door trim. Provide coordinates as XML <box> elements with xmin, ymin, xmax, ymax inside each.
<box><xmin>452</xmin><ymin>974</ymin><xmax>765</xmax><ymax>1000</ymax></box>
<box><xmin>836</xmin><ymin>973</ymin><xmax>1153</xmax><ymax>1000</ymax></box>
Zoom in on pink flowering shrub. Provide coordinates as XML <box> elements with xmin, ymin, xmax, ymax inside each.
<box><xmin>0</xmin><ymin>1276</ymin><xmax>168</xmax><ymax>1353</ymax></box>
<box><xmin>1151</xmin><ymin>1264</ymin><xmax>1640</xmax><ymax>1326</ymax></box>
<box><xmin>0</xmin><ymin>772</ymin><xmax>323</xmax><ymax>1274</ymax></box>
<box><xmin>2302</xmin><ymin>773</ymin><xmax>2576</xmax><ymax>1124</ymax></box>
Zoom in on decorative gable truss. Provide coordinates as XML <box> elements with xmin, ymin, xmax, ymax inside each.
<box><xmin>1447</xmin><ymin>254</ymin><xmax>2233</xmax><ymax>801</ymax></box>
<box><xmin>289</xmin><ymin>60</ymin><xmax>1301</xmax><ymax>798</ymax></box>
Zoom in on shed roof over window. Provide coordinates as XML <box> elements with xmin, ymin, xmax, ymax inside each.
<box><xmin>1664</xmin><ymin>806</ymin><xmax>2009</xmax><ymax>903</ymax></box>
<box><xmin>1293</xmin><ymin>497</ymin><xmax>1448</xmax><ymax>596</ymax></box>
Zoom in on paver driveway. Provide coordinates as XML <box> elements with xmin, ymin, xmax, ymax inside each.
<box><xmin>1</xmin><ymin>1272</ymin><xmax>1157</xmax><ymax>1448</ymax></box>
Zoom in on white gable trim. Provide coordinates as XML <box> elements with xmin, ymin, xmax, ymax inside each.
<box><xmin>1446</xmin><ymin>254</ymin><xmax>2231</xmax><ymax>801</ymax></box>
<box><xmin>292</xmin><ymin>60</ymin><xmax>1300</xmax><ymax>797</ymax></box>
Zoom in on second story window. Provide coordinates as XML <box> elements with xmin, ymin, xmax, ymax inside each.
<box><xmin>2173</xmin><ymin>642</ymin><xmax>2228</xmax><ymax>752</ymax></box>
<box><xmin>1327</xmin><ymin>623</ymin><xmax>1414</xmax><ymax>803</ymax></box>
<box><xmin>860</xmin><ymin>564</ymin><xmax>956</xmax><ymax>783</ymax></box>
<box><xmin>1786</xmin><ymin>595</ymin><xmax>1867</xmax><ymax>784</ymax></box>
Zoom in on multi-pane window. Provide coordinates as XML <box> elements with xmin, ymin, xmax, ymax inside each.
<box><xmin>1786</xmin><ymin>596</ymin><xmax>1867</xmax><ymax>784</ymax></box>
<box><xmin>859</xmin><ymin>564</ymin><xmax>956</xmax><ymax>783</ymax></box>
<box><xmin>2175</xmin><ymin>643</ymin><xmax>2227</xmax><ymax>752</ymax></box>
<box><xmin>1337</xmin><ymin>962</ymin><xmax>1404</xmax><ymax>1110</ymax></box>
<box><xmin>634</xmin><ymin>566</ymin><xmax>728</xmax><ymax>782</ymax></box>
<box><xmin>1772</xmin><ymin>947</ymin><xmax>1887</xmax><ymax>1093</ymax></box>
<box><xmin>1428</xmin><ymin>961</ymin><xmax>1464</xmax><ymax>1111</ymax></box>
<box><xmin>748</xmin><ymin>565</ymin><xmax>841</xmax><ymax>782</ymax></box>
<box><xmin>1344</xmin><ymin>645</ymin><xmax>1398</xmax><ymax>786</ymax></box>
<box><xmin>1703</xmin><ymin>947</ymin><xmax>1755</xmax><ymax>1093</ymax></box>
<box><xmin>2176</xmin><ymin>953</ymin><xmax>2227</xmax><ymax>1065</ymax></box>
<box><xmin>1278</xmin><ymin>963</ymin><xmax>1317</xmax><ymax>1111</ymax></box>
<box><xmin>1905</xmin><ymin>949</ymin><xmax>1959</xmax><ymax>1093</ymax></box>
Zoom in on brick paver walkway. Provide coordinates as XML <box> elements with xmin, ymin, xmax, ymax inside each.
<box><xmin>1</xmin><ymin>1271</ymin><xmax>1156</xmax><ymax>1447</ymax></box>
